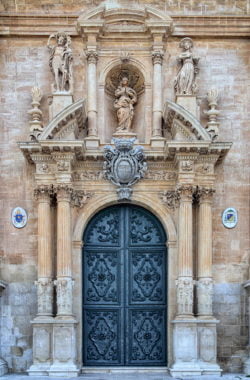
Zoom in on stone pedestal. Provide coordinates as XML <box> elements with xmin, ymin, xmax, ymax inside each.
<box><xmin>28</xmin><ymin>319</ymin><xmax>79</xmax><ymax>377</ymax></box>
<box><xmin>176</xmin><ymin>95</ymin><xmax>198</xmax><ymax>118</ymax></box>
<box><xmin>49</xmin><ymin>93</ymin><xmax>73</xmax><ymax>119</ymax></box>
<box><xmin>170</xmin><ymin>319</ymin><xmax>222</xmax><ymax>377</ymax></box>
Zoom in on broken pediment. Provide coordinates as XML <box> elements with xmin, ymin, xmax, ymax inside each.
<box><xmin>163</xmin><ymin>100</ymin><xmax>211</xmax><ymax>142</ymax></box>
<box><xmin>77</xmin><ymin>3</ymin><xmax>174</xmax><ymax>40</ymax></box>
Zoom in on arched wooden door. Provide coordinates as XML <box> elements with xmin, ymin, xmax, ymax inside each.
<box><xmin>82</xmin><ymin>204</ymin><xmax>167</xmax><ymax>366</ymax></box>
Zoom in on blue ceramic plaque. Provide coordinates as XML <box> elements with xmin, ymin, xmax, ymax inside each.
<box><xmin>222</xmin><ymin>207</ymin><xmax>238</xmax><ymax>229</ymax></box>
<box><xmin>11</xmin><ymin>207</ymin><xmax>28</xmax><ymax>229</ymax></box>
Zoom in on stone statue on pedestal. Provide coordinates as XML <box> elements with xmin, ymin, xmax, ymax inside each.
<box><xmin>114</xmin><ymin>77</ymin><xmax>137</xmax><ymax>132</ymax></box>
<box><xmin>47</xmin><ymin>32</ymin><xmax>73</xmax><ymax>93</ymax></box>
<box><xmin>174</xmin><ymin>37</ymin><xmax>200</xmax><ymax>95</ymax></box>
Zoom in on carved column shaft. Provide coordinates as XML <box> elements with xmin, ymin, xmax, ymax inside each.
<box><xmin>35</xmin><ymin>186</ymin><xmax>53</xmax><ymax>317</ymax></box>
<box><xmin>57</xmin><ymin>187</ymin><xmax>72</xmax><ymax>277</ymax></box>
<box><xmin>152</xmin><ymin>51</ymin><xmax>163</xmax><ymax>137</ymax></box>
<box><xmin>197</xmin><ymin>188</ymin><xmax>214</xmax><ymax>317</ymax></box>
<box><xmin>56</xmin><ymin>186</ymin><xmax>73</xmax><ymax>317</ymax></box>
<box><xmin>177</xmin><ymin>186</ymin><xmax>194</xmax><ymax>317</ymax></box>
<box><xmin>86</xmin><ymin>51</ymin><xmax>98</xmax><ymax>137</ymax></box>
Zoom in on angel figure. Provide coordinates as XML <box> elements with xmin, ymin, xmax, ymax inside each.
<box><xmin>47</xmin><ymin>32</ymin><xmax>73</xmax><ymax>93</ymax></box>
<box><xmin>114</xmin><ymin>77</ymin><xmax>137</xmax><ymax>132</ymax></box>
<box><xmin>174</xmin><ymin>37</ymin><xmax>200</xmax><ymax>95</ymax></box>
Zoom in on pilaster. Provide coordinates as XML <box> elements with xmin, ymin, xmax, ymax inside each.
<box><xmin>34</xmin><ymin>185</ymin><xmax>54</xmax><ymax>318</ymax></box>
<box><xmin>176</xmin><ymin>185</ymin><xmax>195</xmax><ymax>318</ymax></box>
<box><xmin>197</xmin><ymin>186</ymin><xmax>215</xmax><ymax>318</ymax></box>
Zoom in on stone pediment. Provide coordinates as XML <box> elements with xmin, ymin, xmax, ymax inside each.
<box><xmin>77</xmin><ymin>3</ymin><xmax>174</xmax><ymax>39</ymax></box>
<box><xmin>163</xmin><ymin>100</ymin><xmax>211</xmax><ymax>142</ymax></box>
<box><xmin>39</xmin><ymin>99</ymin><xmax>87</xmax><ymax>141</ymax></box>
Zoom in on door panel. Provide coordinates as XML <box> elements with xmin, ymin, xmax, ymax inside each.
<box><xmin>83</xmin><ymin>205</ymin><xmax>167</xmax><ymax>366</ymax></box>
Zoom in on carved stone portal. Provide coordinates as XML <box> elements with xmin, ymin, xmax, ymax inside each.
<box><xmin>103</xmin><ymin>138</ymin><xmax>147</xmax><ymax>200</ymax></box>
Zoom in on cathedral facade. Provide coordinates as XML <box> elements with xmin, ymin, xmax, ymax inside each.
<box><xmin>0</xmin><ymin>0</ymin><xmax>249</xmax><ymax>377</ymax></box>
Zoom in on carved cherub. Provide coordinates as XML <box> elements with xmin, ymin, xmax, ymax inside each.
<box><xmin>47</xmin><ymin>32</ymin><xmax>73</xmax><ymax>93</ymax></box>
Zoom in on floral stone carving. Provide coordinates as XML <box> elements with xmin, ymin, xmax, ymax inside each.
<box><xmin>103</xmin><ymin>138</ymin><xmax>147</xmax><ymax>200</ymax></box>
<box><xmin>28</xmin><ymin>86</ymin><xmax>43</xmax><ymax>141</ymax></box>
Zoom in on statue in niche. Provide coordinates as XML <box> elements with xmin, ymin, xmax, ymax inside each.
<box><xmin>113</xmin><ymin>76</ymin><xmax>137</xmax><ymax>132</ymax></box>
<box><xmin>174</xmin><ymin>37</ymin><xmax>200</xmax><ymax>95</ymax></box>
<box><xmin>47</xmin><ymin>32</ymin><xmax>73</xmax><ymax>93</ymax></box>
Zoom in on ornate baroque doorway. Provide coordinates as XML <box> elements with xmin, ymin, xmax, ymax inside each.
<box><xmin>82</xmin><ymin>204</ymin><xmax>167</xmax><ymax>366</ymax></box>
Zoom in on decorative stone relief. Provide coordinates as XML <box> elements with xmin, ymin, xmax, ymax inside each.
<box><xmin>47</xmin><ymin>32</ymin><xmax>73</xmax><ymax>93</ymax></box>
<box><xmin>199</xmin><ymin>327</ymin><xmax>216</xmax><ymax>362</ymax></box>
<box><xmin>174</xmin><ymin>37</ymin><xmax>200</xmax><ymax>95</ymax></box>
<box><xmin>85</xmin><ymin>50</ymin><xmax>98</xmax><ymax>64</ymax></box>
<box><xmin>33</xmin><ymin>327</ymin><xmax>51</xmax><ymax>363</ymax></box>
<box><xmin>152</xmin><ymin>50</ymin><xmax>164</xmax><ymax>65</ymax></box>
<box><xmin>34</xmin><ymin>184</ymin><xmax>54</xmax><ymax>201</ymax></box>
<box><xmin>71</xmin><ymin>190</ymin><xmax>92</xmax><ymax>208</ymax></box>
<box><xmin>114</xmin><ymin>76</ymin><xmax>137</xmax><ymax>133</ymax></box>
<box><xmin>178</xmin><ymin>185</ymin><xmax>195</xmax><ymax>201</ymax></box>
<box><xmin>181</xmin><ymin>160</ymin><xmax>193</xmax><ymax>172</ymax></box>
<box><xmin>196</xmin><ymin>163</ymin><xmax>213</xmax><ymax>174</ymax></box>
<box><xmin>55</xmin><ymin>184</ymin><xmax>73</xmax><ymax>202</ymax></box>
<box><xmin>103</xmin><ymin>138</ymin><xmax>147</xmax><ymax>200</ymax></box>
<box><xmin>28</xmin><ymin>86</ymin><xmax>44</xmax><ymax>141</ymax></box>
<box><xmin>176</xmin><ymin>277</ymin><xmax>194</xmax><ymax>315</ymax></box>
<box><xmin>197</xmin><ymin>186</ymin><xmax>215</xmax><ymax>203</ymax></box>
<box><xmin>57</xmin><ymin>160</ymin><xmax>70</xmax><ymax>172</ymax></box>
<box><xmin>161</xmin><ymin>190</ymin><xmax>180</xmax><ymax>210</ymax></box>
<box><xmin>204</xmin><ymin>88</ymin><xmax>220</xmax><ymax>141</ymax></box>
<box><xmin>145</xmin><ymin>171</ymin><xmax>176</xmax><ymax>181</ymax></box>
<box><xmin>72</xmin><ymin>171</ymin><xmax>104</xmax><ymax>181</ymax></box>
<box><xmin>35</xmin><ymin>278</ymin><xmax>54</xmax><ymax>316</ymax></box>
<box><xmin>37</xmin><ymin>163</ymin><xmax>50</xmax><ymax>173</ymax></box>
<box><xmin>197</xmin><ymin>278</ymin><xmax>213</xmax><ymax>316</ymax></box>
<box><xmin>54</xmin><ymin>277</ymin><xmax>74</xmax><ymax>317</ymax></box>
<box><xmin>105</xmin><ymin>66</ymin><xmax>144</xmax><ymax>98</ymax></box>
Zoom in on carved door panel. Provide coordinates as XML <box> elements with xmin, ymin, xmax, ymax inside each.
<box><xmin>83</xmin><ymin>205</ymin><xmax>167</xmax><ymax>366</ymax></box>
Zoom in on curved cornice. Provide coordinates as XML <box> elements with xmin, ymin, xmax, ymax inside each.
<box><xmin>163</xmin><ymin>99</ymin><xmax>211</xmax><ymax>141</ymax></box>
<box><xmin>39</xmin><ymin>99</ymin><xmax>87</xmax><ymax>140</ymax></box>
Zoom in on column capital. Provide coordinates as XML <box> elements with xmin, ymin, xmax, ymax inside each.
<box><xmin>85</xmin><ymin>49</ymin><xmax>98</xmax><ymax>64</ymax></box>
<box><xmin>34</xmin><ymin>184</ymin><xmax>54</xmax><ymax>202</ymax></box>
<box><xmin>177</xmin><ymin>185</ymin><xmax>195</xmax><ymax>202</ymax></box>
<box><xmin>197</xmin><ymin>186</ymin><xmax>215</xmax><ymax>203</ymax></box>
<box><xmin>55</xmin><ymin>184</ymin><xmax>73</xmax><ymax>202</ymax></box>
<box><xmin>152</xmin><ymin>50</ymin><xmax>164</xmax><ymax>65</ymax></box>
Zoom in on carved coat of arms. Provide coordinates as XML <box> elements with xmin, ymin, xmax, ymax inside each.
<box><xmin>103</xmin><ymin>138</ymin><xmax>147</xmax><ymax>200</ymax></box>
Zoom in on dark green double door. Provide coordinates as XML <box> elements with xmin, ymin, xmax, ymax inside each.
<box><xmin>83</xmin><ymin>204</ymin><xmax>167</xmax><ymax>366</ymax></box>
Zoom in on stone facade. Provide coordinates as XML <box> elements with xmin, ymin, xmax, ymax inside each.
<box><xmin>0</xmin><ymin>0</ymin><xmax>249</xmax><ymax>377</ymax></box>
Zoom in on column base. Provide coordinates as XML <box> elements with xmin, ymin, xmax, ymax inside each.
<box><xmin>84</xmin><ymin>136</ymin><xmax>100</xmax><ymax>149</ymax></box>
<box><xmin>150</xmin><ymin>136</ymin><xmax>166</xmax><ymax>148</ymax></box>
<box><xmin>48</xmin><ymin>364</ymin><xmax>79</xmax><ymax>377</ymax></box>
<box><xmin>28</xmin><ymin>363</ymin><xmax>51</xmax><ymax>376</ymax></box>
<box><xmin>29</xmin><ymin>318</ymin><xmax>78</xmax><ymax>377</ymax></box>
<box><xmin>170</xmin><ymin>318</ymin><xmax>222</xmax><ymax>377</ymax></box>
<box><xmin>176</xmin><ymin>95</ymin><xmax>198</xmax><ymax>118</ymax></box>
<box><xmin>49</xmin><ymin>92</ymin><xmax>73</xmax><ymax>119</ymax></box>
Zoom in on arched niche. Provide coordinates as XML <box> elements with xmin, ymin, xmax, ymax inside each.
<box><xmin>98</xmin><ymin>58</ymin><xmax>151</xmax><ymax>144</ymax></box>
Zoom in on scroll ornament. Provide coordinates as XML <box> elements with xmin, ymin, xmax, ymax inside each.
<box><xmin>103</xmin><ymin>138</ymin><xmax>147</xmax><ymax>200</ymax></box>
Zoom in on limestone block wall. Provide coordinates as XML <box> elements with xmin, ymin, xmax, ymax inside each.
<box><xmin>0</xmin><ymin>0</ymin><xmax>249</xmax><ymax>15</ymax></box>
<box><xmin>0</xmin><ymin>1</ymin><xmax>249</xmax><ymax>373</ymax></box>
